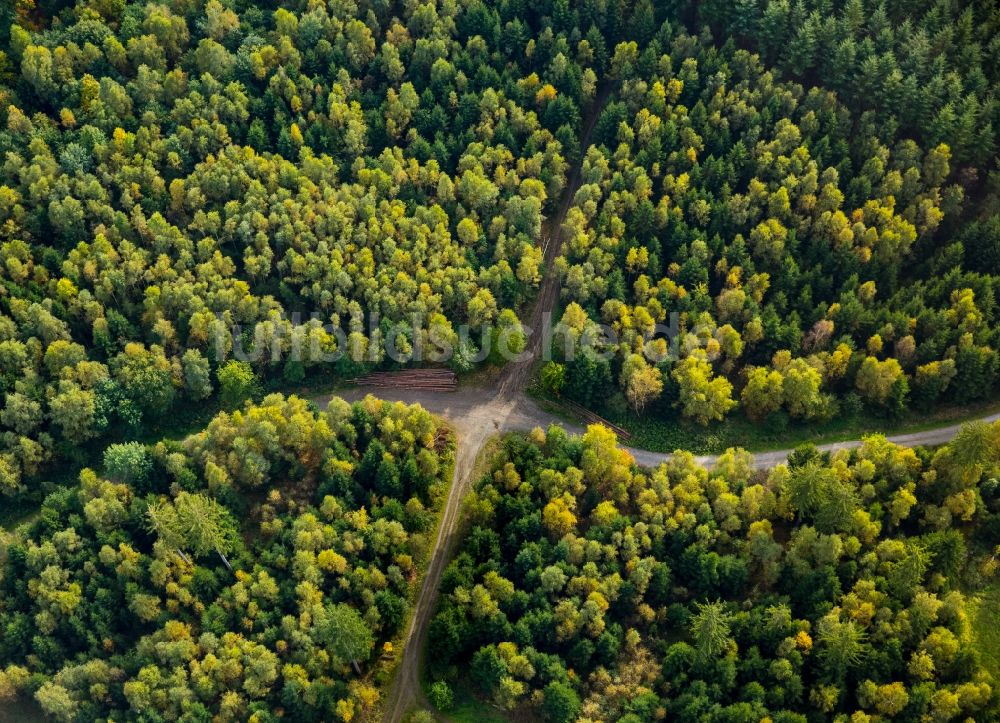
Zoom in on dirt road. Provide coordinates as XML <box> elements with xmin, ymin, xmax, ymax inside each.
<box><xmin>360</xmin><ymin>87</ymin><xmax>615</xmax><ymax>723</ymax></box>
<box><xmin>374</xmin><ymin>393</ymin><xmax>518</xmax><ymax>723</ymax></box>
<box><xmin>323</xmin><ymin>387</ymin><xmax>1000</xmax><ymax>472</ymax></box>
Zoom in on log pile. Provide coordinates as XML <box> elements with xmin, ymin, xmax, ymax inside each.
<box><xmin>351</xmin><ymin>369</ymin><xmax>458</xmax><ymax>392</ymax></box>
<box><xmin>563</xmin><ymin>399</ymin><xmax>632</xmax><ymax>441</ymax></box>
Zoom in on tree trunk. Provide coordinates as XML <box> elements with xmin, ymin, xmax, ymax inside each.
<box><xmin>175</xmin><ymin>549</ymin><xmax>191</xmax><ymax>565</ymax></box>
<box><xmin>215</xmin><ymin>547</ymin><xmax>233</xmax><ymax>572</ymax></box>
<box><xmin>352</xmin><ymin>658</ymin><xmax>362</xmax><ymax>676</ymax></box>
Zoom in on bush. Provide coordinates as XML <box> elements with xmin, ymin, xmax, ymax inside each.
<box><xmin>102</xmin><ymin>442</ymin><xmax>153</xmax><ymax>490</ymax></box>
<box><xmin>217</xmin><ymin>361</ymin><xmax>259</xmax><ymax>410</ymax></box>
<box><xmin>542</xmin><ymin>681</ymin><xmax>581</xmax><ymax>723</ymax></box>
<box><xmin>427</xmin><ymin>680</ymin><xmax>453</xmax><ymax>711</ymax></box>
<box><xmin>282</xmin><ymin>358</ymin><xmax>306</xmax><ymax>384</ymax></box>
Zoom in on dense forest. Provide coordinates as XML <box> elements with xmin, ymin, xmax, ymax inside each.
<box><xmin>1</xmin><ymin>0</ymin><xmax>1000</xmax><ymax>497</ymax></box>
<box><xmin>0</xmin><ymin>393</ymin><xmax>452</xmax><ymax>720</ymax></box>
<box><xmin>2</xmin><ymin>0</ymin><xmax>1000</xmax><ymax>721</ymax></box>
<box><xmin>542</xmin><ymin>3</ymin><xmax>1000</xmax><ymax>428</ymax></box>
<box><xmin>680</xmin><ymin>0</ymin><xmax>1000</xmax><ymax>169</ymax></box>
<box><xmin>429</xmin><ymin>423</ymin><xmax>1000</xmax><ymax>721</ymax></box>
<box><xmin>0</xmin><ymin>0</ymin><xmax>587</xmax><ymax>498</ymax></box>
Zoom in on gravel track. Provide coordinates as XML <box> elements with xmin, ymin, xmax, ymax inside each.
<box><xmin>355</xmin><ymin>88</ymin><xmax>613</xmax><ymax>722</ymax></box>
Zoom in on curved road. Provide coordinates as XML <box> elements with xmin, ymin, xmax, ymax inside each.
<box><xmin>320</xmin><ymin>386</ymin><xmax>1000</xmax><ymax>473</ymax></box>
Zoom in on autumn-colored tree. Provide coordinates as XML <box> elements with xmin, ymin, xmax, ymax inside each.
<box><xmin>672</xmin><ymin>351</ymin><xmax>736</xmax><ymax>424</ymax></box>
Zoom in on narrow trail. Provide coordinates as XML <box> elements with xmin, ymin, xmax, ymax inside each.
<box><xmin>377</xmin><ymin>397</ymin><xmax>511</xmax><ymax>723</ymax></box>
<box><xmin>497</xmin><ymin>83</ymin><xmax>613</xmax><ymax>398</ymax></box>
<box><xmin>373</xmin><ymin>89</ymin><xmax>614</xmax><ymax>723</ymax></box>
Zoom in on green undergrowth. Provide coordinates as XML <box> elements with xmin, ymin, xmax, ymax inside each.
<box><xmin>971</xmin><ymin>583</ymin><xmax>1000</xmax><ymax>684</ymax></box>
<box><xmin>531</xmin><ymin>382</ymin><xmax>1000</xmax><ymax>454</ymax></box>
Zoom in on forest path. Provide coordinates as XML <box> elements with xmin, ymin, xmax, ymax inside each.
<box><xmin>496</xmin><ymin>82</ymin><xmax>613</xmax><ymax>397</ymax></box>
<box><xmin>373</xmin><ymin>393</ymin><xmax>516</xmax><ymax>723</ymax></box>
<box><xmin>362</xmin><ymin>86</ymin><xmax>614</xmax><ymax>723</ymax></box>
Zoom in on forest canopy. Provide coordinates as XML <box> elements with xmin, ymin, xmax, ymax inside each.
<box><xmin>0</xmin><ymin>0</ymin><xmax>582</xmax><ymax>497</ymax></box>
<box><xmin>2</xmin><ymin>1</ymin><xmax>1000</xmax><ymax>722</ymax></box>
<box><xmin>2</xmin><ymin>0</ymin><xmax>1000</xmax><ymax>497</ymax></box>
<box><xmin>545</xmin><ymin>7</ymin><xmax>1000</xmax><ymax>428</ymax></box>
<box><xmin>0</xmin><ymin>393</ymin><xmax>453</xmax><ymax>721</ymax></box>
<box><xmin>429</xmin><ymin>423</ymin><xmax>1000</xmax><ymax>721</ymax></box>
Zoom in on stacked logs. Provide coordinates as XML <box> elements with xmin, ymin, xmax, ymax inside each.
<box><xmin>351</xmin><ymin>369</ymin><xmax>458</xmax><ymax>392</ymax></box>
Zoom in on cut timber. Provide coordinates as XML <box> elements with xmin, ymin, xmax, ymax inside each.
<box><xmin>350</xmin><ymin>369</ymin><xmax>457</xmax><ymax>392</ymax></box>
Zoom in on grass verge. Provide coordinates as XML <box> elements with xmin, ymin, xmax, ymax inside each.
<box><xmin>441</xmin><ymin>684</ymin><xmax>510</xmax><ymax>723</ymax></box>
<box><xmin>529</xmin><ymin>384</ymin><xmax>1000</xmax><ymax>455</ymax></box>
